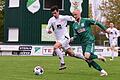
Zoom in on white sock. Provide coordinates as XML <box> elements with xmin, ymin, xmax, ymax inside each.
<box><xmin>100</xmin><ymin>69</ymin><xmax>108</xmax><ymax>76</ymax></box>
<box><xmin>55</xmin><ymin>48</ymin><xmax>65</xmax><ymax>64</ymax></box>
<box><xmin>100</xmin><ymin>69</ymin><xmax>107</xmax><ymax>74</ymax></box>
<box><xmin>111</xmin><ymin>51</ymin><xmax>114</xmax><ymax>59</ymax></box>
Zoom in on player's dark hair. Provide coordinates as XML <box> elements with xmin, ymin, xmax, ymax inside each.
<box><xmin>51</xmin><ymin>5</ymin><xmax>59</xmax><ymax>12</ymax></box>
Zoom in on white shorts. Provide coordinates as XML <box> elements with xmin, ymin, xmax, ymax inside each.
<box><xmin>109</xmin><ymin>38</ymin><xmax>118</xmax><ymax>47</ymax></box>
<box><xmin>57</xmin><ymin>37</ymin><xmax>71</xmax><ymax>50</ymax></box>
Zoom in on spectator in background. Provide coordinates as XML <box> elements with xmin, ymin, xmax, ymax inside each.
<box><xmin>106</xmin><ymin>22</ymin><xmax>119</xmax><ymax>60</ymax></box>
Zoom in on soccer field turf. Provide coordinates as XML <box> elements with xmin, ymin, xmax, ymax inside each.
<box><xmin>0</xmin><ymin>56</ymin><xmax>120</xmax><ymax>80</ymax></box>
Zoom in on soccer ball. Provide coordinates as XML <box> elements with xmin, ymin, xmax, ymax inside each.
<box><xmin>33</xmin><ymin>66</ymin><xmax>44</xmax><ymax>75</ymax></box>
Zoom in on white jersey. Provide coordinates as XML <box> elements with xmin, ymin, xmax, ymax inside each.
<box><xmin>107</xmin><ymin>27</ymin><xmax>119</xmax><ymax>40</ymax></box>
<box><xmin>47</xmin><ymin>15</ymin><xmax>75</xmax><ymax>41</ymax></box>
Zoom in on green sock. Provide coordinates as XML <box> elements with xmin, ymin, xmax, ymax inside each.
<box><xmin>90</xmin><ymin>54</ymin><xmax>98</xmax><ymax>59</ymax></box>
<box><xmin>89</xmin><ymin>60</ymin><xmax>102</xmax><ymax>71</ymax></box>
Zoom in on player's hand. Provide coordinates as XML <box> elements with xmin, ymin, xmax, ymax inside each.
<box><xmin>47</xmin><ymin>29</ymin><xmax>52</xmax><ymax>34</ymax></box>
<box><xmin>105</xmin><ymin>29</ymin><xmax>110</xmax><ymax>34</ymax></box>
<box><xmin>70</xmin><ymin>37</ymin><xmax>74</xmax><ymax>42</ymax></box>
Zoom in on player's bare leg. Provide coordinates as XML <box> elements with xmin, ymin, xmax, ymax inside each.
<box><xmin>110</xmin><ymin>45</ymin><xmax>117</xmax><ymax>60</ymax></box>
<box><xmin>66</xmin><ymin>48</ymin><xmax>85</xmax><ymax>60</ymax></box>
<box><xmin>97</xmin><ymin>55</ymin><xmax>106</xmax><ymax>62</ymax></box>
<box><xmin>54</xmin><ymin>42</ymin><xmax>66</xmax><ymax>70</ymax></box>
<box><xmin>85</xmin><ymin>52</ymin><xmax>106</xmax><ymax>62</ymax></box>
<box><xmin>65</xmin><ymin>48</ymin><xmax>93</xmax><ymax>67</ymax></box>
<box><xmin>84</xmin><ymin>52</ymin><xmax>108</xmax><ymax>76</ymax></box>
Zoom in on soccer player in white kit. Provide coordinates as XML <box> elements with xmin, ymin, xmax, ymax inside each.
<box><xmin>46</xmin><ymin>5</ymin><xmax>84</xmax><ymax>70</ymax></box>
<box><xmin>106</xmin><ymin>23</ymin><xmax>119</xmax><ymax>60</ymax></box>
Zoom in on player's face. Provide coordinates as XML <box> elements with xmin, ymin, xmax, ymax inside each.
<box><xmin>52</xmin><ymin>10</ymin><xmax>59</xmax><ymax>19</ymax></box>
<box><xmin>109</xmin><ymin>23</ymin><xmax>114</xmax><ymax>28</ymax></box>
<box><xmin>72</xmin><ymin>10</ymin><xmax>81</xmax><ymax>22</ymax></box>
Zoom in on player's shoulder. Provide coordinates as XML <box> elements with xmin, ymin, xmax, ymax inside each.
<box><xmin>113</xmin><ymin>27</ymin><xmax>118</xmax><ymax>30</ymax></box>
<box><xmin>82</xmin><ymin>18</ymin><xmax>94</xmax><ymax>21</ymax></box>
<box><xmin>59</xmin><ymin>15</ymin><xmax>71</xmax><ymax>18</ymax></box>
<box><xmin>48</xmin><ymin>17</ymin><xmax>55</xmax><ymax>22</ymax></box>
<box><xmin>82</xmin><ymin>18</ymin><xmax>88</xmax><ymax>20</ymax></box>
<box><xmin>107</xmin><ymin>28</ymin><xmax>111</xmax><ymax>30</ymax></box>
<box><xmin>49</xmin><ymin>16</ymin><xmax>55</xmax><ymax>20</ymax></box>
<box><xmin>59</xmin><ymin>15</ymin><xmax>66</xmax><ymax>18</ymax></box>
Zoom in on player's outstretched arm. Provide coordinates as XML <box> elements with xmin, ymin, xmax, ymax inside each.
<box><xmin>89</xmin><ymin>18</ymin><xmax>108</xmax><ymax>31</ymax></box>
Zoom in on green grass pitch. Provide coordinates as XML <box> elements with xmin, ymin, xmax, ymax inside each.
<box><xmin>0</xmin><ymin>56</ymin><xmax>120</xmax><ymax>80</ymax></box>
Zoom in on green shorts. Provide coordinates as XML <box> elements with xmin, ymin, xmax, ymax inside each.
<box><xmin>82</xmin><ymin>43</ymin><xmax>95</xmax><ymax>55</ymax></box>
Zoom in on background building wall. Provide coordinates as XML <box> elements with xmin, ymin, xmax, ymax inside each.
<box><xmin>4</xmin><ymin>0</ymin><xmax>88</xmax><ymax>45</ymax></box>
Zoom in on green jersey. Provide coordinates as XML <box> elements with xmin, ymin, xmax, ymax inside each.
<box><xmin>72</xmin><ymin>18</ymin><xmax>107</xmax><ymax>45</ymax></box>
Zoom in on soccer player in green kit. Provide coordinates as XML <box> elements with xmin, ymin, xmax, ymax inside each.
<box><xmin>71</xmin><ymin>10</ymin><xmax>109</xmax><ymax>76</ymax></box>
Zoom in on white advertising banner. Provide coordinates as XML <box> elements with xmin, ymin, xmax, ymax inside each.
<box><xmin>42</xmin><ymin>46</ymin><xmax>54</xmax><ymax>56</ymax></box>
<box><xmin>0</xmin><ymin>45</ymin><xmax>119</xmax><ymax>57</ymax></box>
<box><xmin>0</xmin><ymin>45</ymin><xmax>19</xmax><ymax>51</ymax></box>
<box><xmin>72</xmin><ymin>46</ymin><xmax>118</xmax><ymax>57</ymax></box>
<box><xmin>31</xmin><ymin>46</ymin><xmax>42</xmax><ymax>56</ymax></box>
<box><xmin>94</xmin><ymin>46</ymin><xmax>118</xmax><ymax>57</ymax></box>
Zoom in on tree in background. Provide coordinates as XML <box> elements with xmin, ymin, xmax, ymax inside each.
<box><xmin>0</xmin><ymin>0</ymin><xmax>4</xmax><ymax>42</ymax></box>
<box><xmin>89</xmin><ymin>0</ymin><xmax>120</xmax><ymax>45</ymax></box>
<box><xmin>100</xmin><ymin>0</ymin><xmax>120</xmax><ymax>29</ymax></box>
<box><xmin>89</xmin><ymin>1</ymin><xmax>106</xmax><ymax>45</ymax></box>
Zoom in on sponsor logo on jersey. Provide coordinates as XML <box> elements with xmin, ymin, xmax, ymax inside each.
<box><xmin>77</xmin><ymin>28</ymin><xmax>86</xmax><ymax>33</ymax></box>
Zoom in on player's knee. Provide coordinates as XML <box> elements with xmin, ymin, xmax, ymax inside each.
<box><xmin>54</xmin><ymin>45</ymin><xmax>61</xmax><ymax>50</ymax></box>
<box><xmin>54</xmin><ymin>43</ymin><xmax>62</xmax><ymax>49</ymax></box>
<box><xmin>84</xmin><ymin>52</ymin><xmax>91</xmax><ymax>59</ymax></box>
<box><xmin>66</xmin><ymin>49</ymin><xmax>74</xmax><ymax>57</ymax></box>
<box><xmin>68</xmin><ymin>53</ymin><xmax>74</xmax><ymax>57</ymax></box>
